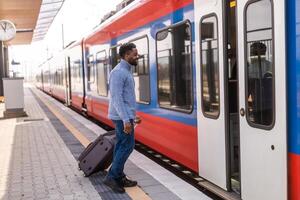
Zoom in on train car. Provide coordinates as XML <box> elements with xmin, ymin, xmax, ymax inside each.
<box><xmin>83</xmin><ymin>0</ymin><xmax>198</xmax><ymax>178</ymax></box>
<box><xmin>49</xmin><ymin>52</ymin><xmax>66</xmax><ymax>103</ymax></box>
<box><xmin>65</xmin><ymin>41</ymin><xmax>86</xmax><ymax>111</ymax></box>
<box><xmin>36</xmin><ymin>0</ymin><xmax>300</xmax><ymax>199</ymax></box>
<box><xmin>35</xmin><ymin>65</ymin><xmax>43</xmax><ymax>90</ymax></box>
<box><xmin>41</xmin><ymin>61</ymin><xmax>51</xmax><ymax>95</ymax></box>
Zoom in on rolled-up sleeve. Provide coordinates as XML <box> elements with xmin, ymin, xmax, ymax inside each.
<box><xmin>109</xmin><ymin>71</ymin><xmax>130</xmax><ymax>123</ymax></box>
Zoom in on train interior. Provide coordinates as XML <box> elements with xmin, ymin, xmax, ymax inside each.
<box><xmin>226</xmin><ymin>0</ymin><xmax>240</xmax><ymax>194</ymax></box>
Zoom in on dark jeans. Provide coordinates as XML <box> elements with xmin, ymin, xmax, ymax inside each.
<box><xmin>106</xmin><ymin>119</ymin><xmax>135</xmax><ymax>182</ymax></box>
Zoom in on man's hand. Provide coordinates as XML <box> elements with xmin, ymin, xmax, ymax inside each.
<box><xmin>124</xmin><ymin>122</ymin><xmax>132</xmax><ymax>134</ymax></box>
<box><xmin>134</xmin><ymin>116</ymin><xmax>142</xmax><ymax>124</ymax></box>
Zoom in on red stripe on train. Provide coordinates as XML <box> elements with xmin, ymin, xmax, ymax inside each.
<box><xmin>86</xmin><ymin>97</ymin><xmax>113</xmax><ymax>126</ymax></box>
<box><xmin>289</xmin><ymin>152</ymin><xmax>300</xmax><ymax>200</ymax></box>
<box><xmin>85</xmin><ymin>0</ymin><xmax>193</xmax><ymax>45</ymax></box>
<box><xmin>88</xmin><ymin>98</ymin><xmax>198</xmax><ymax>172</ymax></box>
<box><xmin>134</xmin><ymin>112</ymin><xmax>198</xmax><ymax>172</ymax></box>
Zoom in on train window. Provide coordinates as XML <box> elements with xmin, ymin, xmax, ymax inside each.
<box><xmin>130</xmin><ymin>36</ymin><xmax>150</xmax><ymax>103</ymax></box>
<box><xmin>245</xmin><ymin>0</ymin><xmax>274</xmax><ymax>127</ymax></box>
<box><xmin>70</xmin><ymin>59</ymin><xmax>80</xmax><ymax>83</ymax></box>
<box><xmin>61</xmin><ymin>69</ymin><xmax>63</xmax><ymax>86</ymax></box>
<box><xmin>200</xmin><ymin>15</ymin><xmax>220</xmax><ymax>118</ymax></box>
<box><xmin>75</xmin><ymin>59</ymin><xmax>82</xmax><ymax>83</ymax></box>
<box><xmin>96</xmin><ymin>50</ymin><xmax>108</xmax><ymax>96</ymax></box>
<box><xmin>156</xmin><ymin>21</ymin><xmax>193</xmax><ymax>112</ymax></box>
<box><xmin>110</xmin><ymin>45</ymin><xmax>121</xmax><ymax>70</ymax></box>
<box><xmin>47</xmin><ymin>71</ymin><xmax>49</xmax><ymax>84</ymax></box>
<box><xmin>61</xmin><ymin>68</ymin><xmax>65</xmax><ymax>86</ymax></box>
<box><xmin>56</xmin><ymin>70</ymin><xmax>59</xmax><ymax>85</ymax></box>
<box><xmin>87</xmin><ymin>55</ymin><xmax>95</xmax><ymax>91</ymax></box>
<box><xmin>70</xmin><ymin>58</ymin><xmax>82</xmax><ymax>89</ymax></box>
<box><xmin>56</xmin><ymin>68</ymin><xmax>63</xmax><ymax>86</ymax></box>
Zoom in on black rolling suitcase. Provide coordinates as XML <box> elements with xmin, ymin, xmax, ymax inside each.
<box><xmin>78</xmin><ymin>130</ymin><xmax>116</xmax><ymax>176</ymax></box>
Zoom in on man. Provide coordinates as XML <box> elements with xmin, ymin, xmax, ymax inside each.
<box><xmin>104</xmin><ymin>43</ymin><xmax>141</xmax><ymax>193</ymax></box>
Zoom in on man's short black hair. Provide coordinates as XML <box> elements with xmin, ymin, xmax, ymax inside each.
<box><xmin>250</xmin><ymin>42</ymin><xmax>267</xmax><ymax>56</ymax></box>
<box><xmin>119</xmin><ymin>43</ymin><xmax>136</xmax><ymax>58</ymax></box>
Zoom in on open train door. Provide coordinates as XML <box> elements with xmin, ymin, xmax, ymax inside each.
<box><xmin>194</xmin><ymin>0</ymin><xmax>228</xmax><ymax>190</ymax></box>
<box><xmin>236</xmin><ymin>0</ymin><xmax>287</xmax><ymax>199</ymax></box>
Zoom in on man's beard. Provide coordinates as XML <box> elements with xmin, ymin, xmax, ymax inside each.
<box><xmin>129</xmin><ymin>60</ymin><xmax>138</xmax><ymax>66</ymax></box>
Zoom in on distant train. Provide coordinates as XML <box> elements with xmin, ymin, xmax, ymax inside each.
<box><xmin>35</xmin><ymin>0</ymin><xmax>300</xmax><ymax>199</ymax></box>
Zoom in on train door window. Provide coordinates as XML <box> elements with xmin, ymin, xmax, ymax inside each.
<box><xmin>96</xmin><ymin>50</ymin><xmax>108</xmax><ymax>96</ymax></box>
<box><xmin>57</xmin><ymin>69</ymin><xmax>60</xmax><ymax>86</ymax></box>
<box><xmin>200</xmin><ymin>15</ymin><xmax>220</xmax><ymax>118</ymax></box>
<box><xmin>70</xmin><ymin>61</ymin><xmax>75</xmax><ymax>84</ymax></box>
<box><xmin>76</xmin><ymin>59</ymin><xmax>82</xmax><ymax>83</ymax></box>
<box><xmin>156</xmin><ymin>21</ymin><xmax>193</xmax><ymax>112</ymax></box>
<box><xmin>56</xmin><ymin>70</ymin><xmax>59</xmax><ymax>85</ymax></box>
<box><xmin>56</xmin><ymin>69</ymin><xmax>59</xmax><ymax>85</ymax></box>
<box><xmin>71</xmin><ymin>59</ymin><xmax>79</xmax><ymax>82</ymax></box>
<box><xmin>59</xmin><ymin>69</ymin><xmax>62</xmax><ymax>85</ymax></box>
<box><xmin>110</xmin><ymin>45</ymin><xmax>121</xmax><ymax>70</ymax></box>
<box><xmin>61</xmin><ymin>67</ymin><xmax>65</xmax><ymax>86</ymax></box>
<box><xmin>44</xmin><ymin>71</ymin><xmax>48</xmax><ymax>83</ymax></box>
<box><xmin>70</xmin><ymin>58</ymin><xmax>82</xmax><ymax>90</ymax></box>
<box><xmin>130</xmin><ymin>36</ymin><xmax>150</xmax><ymax>103</ymax></box>
<box><xmin>61</xmin><ymin>69</ymin><xmax>63</xmax><ymax>86</ymax></box>
<box><xmin>245</xmin><ymin>0</ymin><xmax>274</xmax><ymax>127</ymax></box>
<box><xmin>58</xmin><ymin>68</ymin><xmax>63</xmax><ymax>86</ymax></box>
<box><xmin>54</xmin><ymin>71</ymin><xmax>57</xmax><ymax>85</ymax></box>
<box><xmin>87</xmin><ymin>55</ymin><xmax>95</xmax><ymax>91</ymax></box>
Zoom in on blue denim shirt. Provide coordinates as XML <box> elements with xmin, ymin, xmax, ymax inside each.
<box><xmin>108</xmin><ymin>59</ymin><xmax>136</xmax><ymax>123</ymax></box>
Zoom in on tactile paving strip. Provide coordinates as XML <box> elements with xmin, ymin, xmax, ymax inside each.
<box><xmin>31</xmin><ymin>89</ymin><xmax>131</xmax><ymax>200</ymax></box>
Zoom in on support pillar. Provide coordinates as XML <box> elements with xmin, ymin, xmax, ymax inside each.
<box><xmin>0</xmin><ymin>42</ymin><xmax>4</xmax><ymax>96</ymax></box>
<box><xmin>0</xmin><ymin>42</ymin><xmax>9</xmax><ymax>96</ymax></box>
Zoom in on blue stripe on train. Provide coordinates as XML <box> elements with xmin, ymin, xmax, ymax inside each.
<box><xmin>287</xmin><ymin>0</ymin><xmax>300</xmax><ymax>155</ymax></box>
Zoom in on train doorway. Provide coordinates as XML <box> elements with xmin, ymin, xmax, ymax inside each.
<box><xmin>225</xmin><ymin>0</ymin><xmax>240</xmax><ymax>195</ymax></box>
<box><xmin>195</xmin><ymin>0</ymin><xmax>228</xmax><ymax>191</ymax></box>
<box><xmin>236</xmin><ymin>0</ymin><xmax>287</xmax><ymax>199</ymax></box>
<box><xmin>195</xmin><ymin>0</ymin><xmax>287</xmax><ymax>199</ymax></box>
<box><xmin>194</xmin><ymin>0</ymin><xmax>241</xmax><ymax>193</ymax></box>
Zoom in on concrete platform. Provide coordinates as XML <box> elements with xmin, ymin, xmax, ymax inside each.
<box><xmin>0</xmin><ymin>85</ymin><xmax>212</xmax><ymax>200</ymax></box>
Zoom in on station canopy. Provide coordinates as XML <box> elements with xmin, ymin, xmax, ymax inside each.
<box><xmin>0</xmin><ymin>0</ymin><xmax>64</xmax><ymax>45</ymax></box>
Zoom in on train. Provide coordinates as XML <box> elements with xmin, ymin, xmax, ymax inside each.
<box><xmin>35</xmin><ymin>0</ymin><xmax>300</xmax><ymax>199</ymax></box>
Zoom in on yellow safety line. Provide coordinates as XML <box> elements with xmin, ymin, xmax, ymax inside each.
<box><xmin>126</xmin><ymin>187</ymin><xmax>152</xmax><ymax>200</ymax></box>
<box><xmin>33</xmin><ymin>90</ymin><xmax>90</xmax><ymax>147</ymax></box>
<box><xmin>33</xmin><ymin>89</ymin><xmax>152</xmax><ymax>200</ymax></box>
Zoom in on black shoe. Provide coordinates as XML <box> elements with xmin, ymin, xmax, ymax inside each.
<box><xmin>120</xmin><ymin>176</ymin><xmax>138</xmax><ymax>187</ymax></box>
<box><xmin>104</xmin><ymin>178</ymin><xmax>125</xmax><ymax>193</ymax></box>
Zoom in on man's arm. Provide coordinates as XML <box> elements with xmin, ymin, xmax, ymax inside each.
<box><xmin>110</xmin><ymin>71</ymin><xmax>130</xmax><ymax>124</ymax></box>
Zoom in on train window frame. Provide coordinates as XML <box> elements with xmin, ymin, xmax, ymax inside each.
<box><xmin>109</xmin><ymin>44</ymin><xmax>121</xmax><ymax>70</ymax></box>
<box><xmin>243</xmin><ymin>0</ymin><xmax>276</xmax><ymax>130</ymax></box>
<box><xmin>71</xmin><ymin>58</ymin><xmax>82</xmax><ymax>84</ymax></box>
<box><xmin>87</xmin><ymin>55</ymin><xmax>95</xmax><ymax>84</ymax></box>
<box><xmin>155</xmin><ymin>19</ymin><xmax>194</xmax><ymax>114</ymax></box>
<box><xmin>96</xmin><ymin>50</ymin><xmax>108</xmax><ymax>97</ymax></box>
<box><xmin>57</xmin><ymin>68</ymin><xmax>63</xmax><ymax>86</ymax></box>
<box><xmin>200</xmin><ymin>13</ymin><xmax>220</xmax><ymax>119</ymax></box>
<box><xmin>129</xmin><ymin>35</ymin><xmax>151</xmax><ymax>105</ymax></box>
